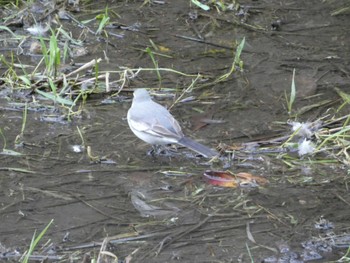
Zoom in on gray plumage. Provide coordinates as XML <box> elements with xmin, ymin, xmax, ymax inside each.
<box><xmin>127</xmin><ymin>89</ymin><xmax>217</xmax><ymax>158</ymax></box>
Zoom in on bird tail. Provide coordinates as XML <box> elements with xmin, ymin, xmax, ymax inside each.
<box><xmin>178</xmin><ymin>137</ymin><xmax>218</xmax><ymax>158</ymax></box>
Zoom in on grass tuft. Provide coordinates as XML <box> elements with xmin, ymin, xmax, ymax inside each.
<box><xmin>21</xmin><ymin>219</ymin><xmax>54</xmax><ymax>263</ymax></box>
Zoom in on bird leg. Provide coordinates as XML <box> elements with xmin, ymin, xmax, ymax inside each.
<box><xmin>147</xmin><ymin>145</ymin><xmax>178</xmax><ymax>157</ymax></box>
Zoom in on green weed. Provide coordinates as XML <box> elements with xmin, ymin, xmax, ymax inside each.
<box><xmin>214</xmin><ymin>37</ymin><xmax>245</xmax><ymax>84</ymax></box>
<box><xmin>21</xmin><ymin>219</ymin><xmax>54</xmax><ymax>263</ymax></box>
<box><xmin>146</xmin><ymin>45</ymin><xmax>162</xmax><ymax>87</ymax></box>
<box><xmin>96</xmin><ymin>6</ymin><xmax>110</xmax><ymax>35</ymax></box>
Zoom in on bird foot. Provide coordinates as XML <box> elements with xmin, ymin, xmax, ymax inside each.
<box><xmin>147</xmin><ymin>145</ymin><xmax>178</xmax><ymax>157</ymax></box>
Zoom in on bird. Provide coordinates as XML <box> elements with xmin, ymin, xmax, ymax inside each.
<box><xmin>127</xmin><ymin>89</ymin><xmax>218</xmax><ymax>158</ymax></box>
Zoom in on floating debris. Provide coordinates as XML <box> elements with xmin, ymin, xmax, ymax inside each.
<box><xmin>26</xmin><ymin>23</ymin><xmax>50</xmax><ymax>36</ymax></box>
<box><xmin>203</xmin><ymin>170</ymin><xmax>268</xmax><ymax>188</ymax></box>
<box><xmin>298</xmin><ymin>139</ymin><xmax>315</xmax><ymax>156</ymax></box>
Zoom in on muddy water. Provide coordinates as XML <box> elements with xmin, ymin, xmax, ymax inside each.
<box><xmin>1</xmin><ymin>0</ymin><xmax>350</xmax><ymax>262</ymax></box>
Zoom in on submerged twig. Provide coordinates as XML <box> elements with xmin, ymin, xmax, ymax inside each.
<box><xmin>142</xmin><ymin>214</ymin><xmax>214</xmax><ymax>258</ymax></box>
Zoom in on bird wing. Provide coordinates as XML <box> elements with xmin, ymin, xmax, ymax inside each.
<box><xmin>128</xmin><ymin>99</ymin><xmax>184</xmax><ymax>140</ymax></box>
<box><xmin>129</xmin><ymin>115</ymin><xmax>183</xmax><ymax>139</ymax></box>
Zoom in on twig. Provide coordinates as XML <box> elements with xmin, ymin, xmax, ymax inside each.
<box><xmin>172</xmin><ymin>34</ymin><xmax>233</xmax><ymax>50</ymax></box>
<box><xmin>64</xmin><ymin>58</ymin><xmax>102</xmax><ymax>79</ymax></box>
<box><xmin>142</xmin><ymin>214</ymin><xmax>213</xmax><ymax>258</ymax></box>
<box><xmin>62</xmin><ymin>232</ymin><xmax>172</xmax><ymax>251</ymax></box>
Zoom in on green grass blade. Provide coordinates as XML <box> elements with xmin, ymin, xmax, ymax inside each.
<box><xmin>316</xmin><ymin>125</ymin><xmax>350</xmax><ymax>151</ymax></box>
<box><xmin>0</xmin><ymin>25</ymin><xmax>19</xmax><ymax>38</ymax></box>
<box><xmin>22</xmin><ymin>219</ymin><xmax>54</xmax><ymax>263</ymax></box>
<box><xmin>191</xmin><ymin>0</ymin><xmax>210</xmax><ymax>11</ymax></box>
<box><xmin>35</xmin><ymin>89</ymin><xmax>74</xmax><ymax>106</ymax></box>
<box><xmin>234</xmin><ymin>37</ymin><xmax>245</xmax><ymax>66</ymax></box>
<box><xmin>146</xmin><ymin>46</ymin><xmax>162</xmax><ymax>85</ymax></box>
<box><xmin>0</xmin><ymin>128</ymin><xmax>7</xmax><ymax>149</ymax></box>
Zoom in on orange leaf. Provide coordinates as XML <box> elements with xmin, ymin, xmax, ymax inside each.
<box><xmin>203</xmin><ymin>170</ymin><xmax>238</xmax><ymax>188</ymax></box>
<box><xmin>203</xmin><ymin>171</ymin><xmax>268</xmax><ymax>188</ymax></box>
<box><xmin>236</xmin><ymin>172</ymin><xmax>269</xmax><ymax>186</ymax></box>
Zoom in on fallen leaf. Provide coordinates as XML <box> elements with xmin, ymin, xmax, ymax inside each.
<box><xmin>203</xmin><ymin>170</ymin><xmax>238</xmax><ymax>188</ymax></box>
<box><xmin>236</xmin><ymin>172</ymin><xmax>269</xmax><ymax>186</ymax></box>
<box><xmin>203</xmin><ymin>170</ymin><xmax>268</xmax><ymax>188</ymax></box>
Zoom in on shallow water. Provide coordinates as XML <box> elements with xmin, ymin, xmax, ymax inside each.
<box><xmin>0</xmin><ymin>0</ymin><xmax>350</xmax><ymax>262</ymax></box>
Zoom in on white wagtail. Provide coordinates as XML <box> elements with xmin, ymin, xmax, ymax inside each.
<box><xmin>127</xmin><ymin>89</ymin><xmax>218</xmax><ymax>158</ymax></box>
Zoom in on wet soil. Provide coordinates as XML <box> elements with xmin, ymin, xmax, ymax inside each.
<box><xmin>1</xmin><ymin>0</ymin><xmax>350</xmax><ymax>262</ymax></box>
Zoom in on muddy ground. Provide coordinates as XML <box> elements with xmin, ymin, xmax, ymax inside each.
<box><xmin>0</xmin><ymin>0</ymin><xmax>350</xmax><ymax>262</ymax></box>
